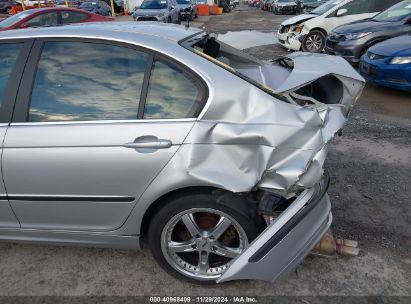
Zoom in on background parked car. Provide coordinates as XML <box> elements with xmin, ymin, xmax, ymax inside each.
<box><xmin>260</xmin><ymin>0</ymin><xmax>270</xmax><ymax>10</ymax></box>
<box><xmin>250</xmin><ymin>0</ymin><xmax>261</xmax><ymax>7</ymax></box>
<box><xmin>0</xmin><ymin>7</ymin><xmax>113</xmax><ymax>31</ymax></box>
<box><xmin>359</xmin><ymin>35</ymin><xmax>411</xmax><ymax>92</ymax></box>
<box><xmin>79</xmin><ymin>0</ymin><xmax>112</xmax><ymax>16</ymax></box>
<box><xmin>277</xmin><ymin>0</ymin><xmax>402</xmax><ymax>53</ymax></box>
<box><xmin>176</xmin><ymin>0</ymin><xmax>196</xmax><ymax>21</ymax></box>
<box><xmin>303</xmin><ymin>0</ymin><xmax>327</xmax><ymax>12</ymax></box>
<box><xmin>0</xmin><ymin>0</ymin><xmax>15</xmax><ymax>15</ymax></box>
<box><xmin>133</xmin><ymin>0</ymin><xmax>180</xmax><ymax>23</ymax></box>
<box><xmin>272</xmin><ymin>0</ymin><xmax>297</xmax><ymax>14</ymax></box>
<box><xmin>326</xmin><ymin>0</ymin><xmax>411</xmax><ymax>65</ymax></box>
<box><xmin>56</xmin><ymin>0</ymin><xmax>81</xmax><ymax>7</ymax></box>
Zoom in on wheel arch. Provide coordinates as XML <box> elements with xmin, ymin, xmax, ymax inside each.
<box><xmin>139</xmin><ymin>186</ymin><xmax>218</xmax><ymax>238</ymax></box>
<box><xmin>139</xmin><ymin>186</ymin><xmax>265</xmax><ymax>239</ymax></box>
<box><xmin>309</xmin><ymin>27</ymin><xmax>328</xmax><ymax>36</ymax></box>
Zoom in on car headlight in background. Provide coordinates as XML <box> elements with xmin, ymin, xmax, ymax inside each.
<box><xmin>390</xmin><ymin>56</ymin><xmax>411</xmax><ymax>64</ymax></box>
<box><xmin>344</xmin><ymin>32</ymin><xmax>372</xmax><ymax>40</ymax></box>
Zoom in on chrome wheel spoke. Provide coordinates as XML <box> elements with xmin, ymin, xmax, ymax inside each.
<box><xmin>198</xmin><ymin>251</ymin><xmax>210</xmax><ymax>273</ymax></box>
<box><xmin>181</xmin><ymin>213</ymin><xmax>202</xmax><ymax>238</ymax></box>
<box><xmin>209</xmin><ymin>216</ymin><xmax>232</xmax><ymax>240</ymax></box>
<box><xmin>213</xmin><ymin>243</ymin><xmax>242</xmax><ymax>258</ymax></box>
<box><xmin>168</xmin><ymin>240</ymin><xmax>196</xmax><ymax>253</ymax></box>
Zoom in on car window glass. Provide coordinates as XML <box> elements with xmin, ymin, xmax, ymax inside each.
<box><xmin>61</xmin><ymin>11</ymin><xmax>89</xmax><ymax>24</ymax></box>
<box><xmin>29</xmin><ymin>42</ymin><xmax>149</xmax><ymax>122</ymax></box>
<box><xmin>144</xmin><ymin>58</ymin><xmax>206</xmax><ymax>119</ymax></box>
<box><xmin>26</xmin><ymin>12</ymin><xmax>58</xmax><ymax>27</ymax></box>
<box><xmin>370</xmin><ymin>0</ymin><xmax>401</xmax><ymax>12</ymax></box>
<box><xmin>0</xmin><ymin>43</ymin><xmax>22</xmax><ymax>109</ymax></box>
<box><xmin>339</xmin><ymin>0</ymin><xmax>371</xmax><ymax>15</ymax></box>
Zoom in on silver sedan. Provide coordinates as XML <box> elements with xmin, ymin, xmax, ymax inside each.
<box><xmin>0</xmin><ymin>22</ymin><xmax>364</xmax><ymax>283</ymax></box>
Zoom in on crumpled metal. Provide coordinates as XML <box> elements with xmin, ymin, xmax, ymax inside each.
<box><xmin>181</xmin><ymin>53</ymin><xmax>365</xmax><ymax>195</ymax></box>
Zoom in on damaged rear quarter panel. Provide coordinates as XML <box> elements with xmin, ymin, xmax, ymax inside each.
<box><xmin>124</xmin><ymin>50</ymin><xmax>364</xmax><ymax>236</ymax></box>
<box><xmin>179</xmin><ymin>52</ymin><xmax>365</xmax><ymax>195</ymax></box>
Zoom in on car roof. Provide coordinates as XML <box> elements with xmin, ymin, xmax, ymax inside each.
<box><xmin>0</xmin><ymin>22</ymin><xmax>203</xmax><ymax>43</ymax></box>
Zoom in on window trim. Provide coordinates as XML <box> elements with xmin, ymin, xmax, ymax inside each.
<box><xmin>0</xmin><ymin>39</ymin><xmax>34</xmax><ymax>124</ymax></box>
<box><xmin>12</xmin><ymin>37</ymin><xmax>209</xmax><ymax>123</ymax></box>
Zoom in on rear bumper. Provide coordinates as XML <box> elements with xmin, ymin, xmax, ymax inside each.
<box><xmin>218</xmin><ymin>175</ymin><xmax>332</xmax><ymax>282</ymax></box>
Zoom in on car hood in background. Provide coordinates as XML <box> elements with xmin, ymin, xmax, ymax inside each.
<box><xmin>275</xmin><ymin>2</ymin><xmax>295</xmax><ymax>7</ymax></box>
<box><xmin>133</xmin><ymin>8</ymin><xmax>168</xmax><ymax>16</ymax></box>
<box><xmin>178</xmin><ymin>4</ymin><xmax>191</xmax><ymax>9</ymax></box>
<box><xmin>281</xmin><ymin>14</ymin><xmax>316</xmax><ymax>26</ymax></box>
<box><xmin>334</xmin><ymin>20</ymin><xmax>400</xmax><ymax>34</ymax></box>
<box><xmin>368</xmin><ymin>35</ymin><xmax>411</xmax><ymax>57</ymax></box>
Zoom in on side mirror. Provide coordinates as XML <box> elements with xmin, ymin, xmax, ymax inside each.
<box><xmin>19</xmin><ymin>22</ymin><xmax>30</xmax><ymax>28</ymax></box>
<box><xmin>336</xmin><ymin>8</ymin><xmax>348</xmax><ymax>17</ymax></box>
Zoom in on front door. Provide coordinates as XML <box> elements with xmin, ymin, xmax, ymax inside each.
<box><xmin>2</xmin><ymin>39</ymin><xmax>207</xmax><ymax>232</ymax></box>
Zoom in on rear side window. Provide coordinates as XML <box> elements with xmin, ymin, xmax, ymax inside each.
<box><xmin>339</xmin><ymin>0</ymin><xmax>371</xmax><ymax>15</ymax></box>
<box><xmin>61</xmin><ymin>11</ymin><xmax>89</xmax><ymax>24</ymax></box>
<box><xmin>370</xmin><ymin>0</ymin><xmax>401</xmax><ymax>12</ymax></box>
<box><xmin>29</xmin><ymin>41</ymin><xmax>149</xmax><ymax>122</ymax></box>
<box><xmin>143</xmin><ymin>58</ymin><xmax>206</xmax><ymax>119</ymax></box>
<box><xmin>0</xmin><ymin>43</ymin><xmax>22</xmax><ymax>109</ymax></box>
<box><xmin>26</xmin><ymin>12</ymin><xmax>59</xmax><ymax>27</ymax></box>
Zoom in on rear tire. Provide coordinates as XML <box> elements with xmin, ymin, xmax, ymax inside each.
<box><xmin>302</xmin><ymin>30</ymin><xmax>326</xmax><ymax>53</ymax></box>
<box><xmin>147</xmin><ymin>192</ymin><xmax>264</xmax><ymax>284</ymax></box>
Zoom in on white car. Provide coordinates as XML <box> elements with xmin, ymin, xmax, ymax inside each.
<box><xmin>277</xmin><ymin>0</ymin><xmax>402</xmax><ymax>52</ymax></box>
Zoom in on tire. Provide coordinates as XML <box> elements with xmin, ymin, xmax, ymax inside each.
<box><xmin>167</xmin><ymin>17</ymin><xmax>172</xmax><ymax>23</ymax></box>
<box><xmin>147</xmin><ymin>192</ymin><xmax>264</xmax><ymax>284</ymax></box>
<box><xmin>6</xmin><ymin>7</ymin><xmax>12</xmax><ymax>15</ymax></box>
<box><xmin>302</xmin><ymin>30</ymin><xmax>326</xmax><ymax>53</ymax></box>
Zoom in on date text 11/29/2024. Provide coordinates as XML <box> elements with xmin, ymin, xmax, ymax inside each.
<box><xmin>149</xmin><ymin>297</ymin><xmax>258</xmax><ymax>303</ymax></box>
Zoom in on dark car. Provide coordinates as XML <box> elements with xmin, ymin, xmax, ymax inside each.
<box><xmin>56</xmin><ymin>0</ymin><xmax>81</xmax><ymax>7</ymax></box>
<box><xmin>272</xmin><ymin>0</ymin><xmax>297</xmax><ymax>15</ymax></box>
<box><xmin>325</xmin><ymin>0</ymin><xmax>410</xmax><ymax>65</ymax></box>
<box><xmin>303</xmin><ymin>0</ymin><xmax>326</xmax><ymax>12</ymax></box>
<box><xmin>79</xmin><ymin>0</ymin><xmax>112</xmax><ymax>16</ymax></box>
<box><xmin>0</xmin><ymin>7</ymin><xmax>113</xmax><ymax>31</ymax></box>
<box><xmin>176</xmin><ymin>0</ymin><xmax>197</xmax><ymax>20</ymax></box>
<box><xmin>360</xmin><ymin>35</ymin><xmax>411</xmax><ymax>91</ymax></box>
<box><xmin>0</xmin><ymin>0</ymin><xmax>14</xmax><ymax>15</ymax></box>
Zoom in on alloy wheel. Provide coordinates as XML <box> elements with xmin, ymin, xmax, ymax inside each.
<box><xmin>161</xmin><ymin>208</ymin><xmax>248</xmax><ymax>281</ymax></box>
<box><xmin>305</xmin><ymin>34</ymin><xmax>324</xmax><ymax>52</ymax></box>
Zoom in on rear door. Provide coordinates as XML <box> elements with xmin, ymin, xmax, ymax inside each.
<box><xmin>2</xmin><ymin>38</ymin><xmax>207</xmax><ymax>232</ymax></box>
<box><xmin>0</xmin><ymin>40</ymin><xmax>32</xmax><ymax>228</ymax></box>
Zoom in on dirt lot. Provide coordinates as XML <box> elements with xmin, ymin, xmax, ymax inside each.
<box><xmin>0</xmin><ymin>5</ymin><xmax>410</xmax><ymax>298</ymax></box>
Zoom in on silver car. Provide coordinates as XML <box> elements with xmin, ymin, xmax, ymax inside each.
<box><xmin>133</xmin><ymin>0</ymin><xmax>180</xmax><ymax>23</ymax></box>
<box><xmin>0</xmin><ymin>22</ymin><xmax>364</xmax><ymax>283</ymax></box>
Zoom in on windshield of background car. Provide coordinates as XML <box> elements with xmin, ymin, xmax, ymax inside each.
<box><xmin>0</xmin><ymin>11</ymin><xmax>30</xmax><ymax>29</ymax></box>
<box><xmin>372</xmin><ymin>0</ymin><xmax>411</xmax><ymax>21</ymax></box>
<box><xmin>80</xmin><ymin>2</ymin><xmax>97</xmax><ymax>8</ymax></box>
<box><xmin>140</xmin><ymin>0</ymin><xmax>168</xmax><ymax>9</ymax></box>
<box><xmin>176</xmin><ymin>0</ymin><xmax>190</xmax><ymax>4</ymax></box>
<box><xmin>311</xmin><ymin>0</ymin><xmax>344</xmax><ymax>15</ymax></box>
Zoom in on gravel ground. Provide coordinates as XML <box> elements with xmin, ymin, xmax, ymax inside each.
<box><xmin>0</xmin><ymin>5</ymin><xmax>410</xmax><ymax>298</ymax></box>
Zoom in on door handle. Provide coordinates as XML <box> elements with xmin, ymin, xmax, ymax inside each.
<box><xmin>123</xmin><ymin>140</ymin><xmax>172</xmax><ymax>149</ymax></box>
